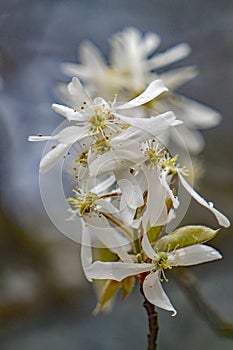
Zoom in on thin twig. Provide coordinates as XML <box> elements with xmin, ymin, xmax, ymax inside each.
<box><xmin>172</xmin><ymin>267</ymin><xmax>233</xmax><ymax>337</ymax></box>
<box><xmin>140</xmin><ymin>278</ymin><xmax>159</xmax><ymax>350</ymax></box>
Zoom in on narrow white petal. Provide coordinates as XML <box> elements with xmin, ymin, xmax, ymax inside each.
<box><xmin>79</xmin><ymin>40</ymin><xmax>107</xmax><ymax>71</ymax></box>
<box><xmin>85</xmin><ymin>261</ymin><xmax>153</xmax><ymax>281</ymax></box>
<box><xmin>115</xmin><ymin>111</ymin><xmax>180</xmax><ymax>140</ymax></box>
<box><xmin>52</xmin><ymin>103</ymin><xmax>86</xmax><ymax>122</ymax></box>
<box><xmin>85</xmin><ymin>216</ymin><xmax>132</xmax><ymax>262</ymax></box>
<box><xmin>61</xmin><ymin>63</ymin><xmax>91</xmax><ymax>78</ymax></box>
<box><xmin>142</xmin><ymin>32</ymin><xmax>161</xmax><ymax>55</ymax></box>
<box><xmin>178</xmin><ymin>172</ymin><xmax>230</xmax><ymax>228</ymax></box>
<box><xmin>67</xmin><ymin>77</ymin><xmax>92</xmax><ymax>108</ymax></box>
<box><xmin>81</xmin><ymin>222</ymin><xmax>93</xmax><ymax>282</ymax></box>
<box><xmin>142</xmin><ymin>234</ymin><xmax>156</xmax><ymax>260</ymax></box>
<box><xmin>160</xmin><ymin>66</ymin><xmax>198</xmax><ymax>91</ymax></box>
<box><xmin>118</xmin><ymin>80</ymin><xmax>168</xmax><ymax>109</ymax></box>
<box><xmin>143</xmin><ymin>271</ymin><xmax>177</xmax><ymax>316</ymax></box>
<box><xmin>170</xmin><ymin>244</ymin><xmax>222</xmax><ymax>266</ymax></box>
<box><xmin>40</xmin><ymin>143</ymin><xmax>70</xmax><ymax>173</ymax></box>
<box><xmin>147</xmin><ymin>43</ymin><xmax>191</xmax><ymax>70</ymax></box>
<box><xmin>170</xmin><ymin>94</ymin><xmax>221</xmax><ymax>128</ymax></box>
<box><xmin>160</xmin><ymin>169</ymin><xmax>179</xmax><ymax>208</ymax></box>
<box><xmin>51</xmin><ymin>125</ymin><xmax>89</xmax><ymax>144</ymax></box>
<box><xmin>28</xmin><ymin>135</ymin><xmax>52</xmax><ymax>142</ymax></box>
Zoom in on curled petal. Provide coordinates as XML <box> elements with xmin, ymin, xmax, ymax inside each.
<box><xmin>118</xmin><ymin>79</ymin><xmax>168</xmax><ymax>110</ymax></box>
<box><xmin>85</xmin><ymin>261</ymin><xmax>153</xmax><ymax>282</ymax></box>
<box><xmin>170</xmin><ymin>244</ymin><xmax>222</xmax><ymax>266</ymax></box>
<box><xmin>178</xmin><ymin>172</ymin><xmax>230</xmax><ymax>228</ymax></box>
<box><xmin>143</xmin><ymin>271</ymin><xmax>177</xmax><ymax>316</ymax></box>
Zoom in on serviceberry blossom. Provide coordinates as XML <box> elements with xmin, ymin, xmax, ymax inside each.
<box><xmin>29</xmin><ymin>77</ymin><xmax>180</xmax><ymax>173</ymax></box>
<box><xmin>85</xmin><ymin>233</ymin><xmax>222</xmax><ymax>315</ymax></box>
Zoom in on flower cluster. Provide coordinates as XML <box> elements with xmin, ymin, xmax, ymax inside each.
<box><xmin>29</xmin><ymin>28</ymin><xmax>230</xmax><ymax>316</ymax></box>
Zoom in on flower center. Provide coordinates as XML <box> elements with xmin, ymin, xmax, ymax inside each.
<box><xmin>67</xmin><ymin>189</ymin><xmax>98</xmax><ymax>217</ymax></box>
<box><xmin>153</xmin><ymin>252</ymin><xmax>172</xmax><ymax>271</ymax></box>
<box><xmin>144</xmin><ymin>148</ymin><xmax>164</xmax><ymax>167</ymax></box>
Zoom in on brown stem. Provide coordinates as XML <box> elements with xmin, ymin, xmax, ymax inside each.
<box><xmin>140</xmin><ymin>279</ymin><xmax>159</xmax><ymax>350</ymax></box>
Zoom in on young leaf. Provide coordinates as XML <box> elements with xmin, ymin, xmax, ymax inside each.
<box><xmin>93</xmin><ymin>279</ymin><xmax>121</xmax><ymax>315</ymax></box>
<box><xmin>154</xmin><ymin>225</ymin><xmax>220</xmax><ymax>251</ymax></box>
<box><xmin>121</xmin><ymin>276</ymin><xmax>135</xmax><ymax>299</ymax></box>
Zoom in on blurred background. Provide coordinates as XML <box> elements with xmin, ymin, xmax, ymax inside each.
<box><xmin>0</xmin><ymin>0</ymin><xmax>232</xmax><ymax>349</ymax></box>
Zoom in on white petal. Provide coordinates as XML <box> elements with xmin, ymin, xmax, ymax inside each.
<box><xmin>142</xmin><ymin>167</ymin><xmax>169</xmax><ymax>230</ymax></box>
<box><xmin>118</xmin><ymin>80</ymin><xmax>168</xmax><ymax>109</ymax></box>
<box><xmin>51</xmin><ymin>125</ymin><xmax>89</xmax><ymax>144</ymax></box>
<box><xmin>170</xmin><ymin>94</ymin><xmax>221</xmax><ymax>128</ymax></box>
<box><xmin>178</xmin><ymin>172</ymin><xmax>230</xmax><ymax>228</ymax></box>
<box><xmin>160</xmin><ymin>66</ymin><xmax>198</xmax><ymax>91</ymax></box>
<box><xmin>81</xmin><ymin>221</ymin><xmax>93</xmax><ymax>282</ymax></box>
<box><xmin>28</xmin><ymin>135</ymin><xmax>52</xmax><ymax>142</ymax></box>
<box><xmin>85</xmin><ymin>261</ymin><xmax>153</xmax><ymax>281</ymax></box>
<box><xmin>142</xmin><ymin>234</ymin><xmax>156</xmax><ymax>260</ymax></box>
<box><xmin>79</xmin><ymin>40</ymin><xmax>107</xmax><ymax>71</ymax></box>
<box><xmin>142</xmin><ymin>31</ymin><xmax>161</xmax><ymax>55</ymax></box>
<box><xmin>143</xmin><ymin>271</ymin><xmax>177</xmax><ymax>316</ymax></box>
<box><xmin>40</xmin><ymin>143</ymin><xmax>70</xmax><ymax>173</ymax></box>
<box><xmin>160</xmin><ymin>169</ymin><xmax>179</xmax><ymax>208</ymax></box>
<box><xmin>67</xmin><ymin>77</ymin><xmax>92</xmax><ymax>108</ymax></box>
<box><xmin>147</xmin><ymin>43</ymin><xmax>191</xmax><ymax>70</ymax></box>
<box><xmin>115</xmin><ymin>111</ymin><xmax>180</xmax><ymax>140</ymax></box>
<box><xmin>85</xmin><ymin>215</ymin><xmax>132</xmax><ymax>262</ymax></box>
<box><xmin>61</xmin><ymin>63</ymin><xmax>91</xmax><ymax>79</ymax></box>
<box><xmin>52</xmin><ymin>103</ymin><xmax>86</xmax><ymax>122</ymax></box>
<box><xmin>170</xmin><ymin>244</ymin><xmax>222</xmax><ymax>266</ymax></box>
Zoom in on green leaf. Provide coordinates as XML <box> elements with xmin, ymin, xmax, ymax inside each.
<box><xmin>98</xmin><ymin>247</ymin><xmax>118</xmax><ymax>262</ymax></box>
<box><xmin>93</xmin><ymin>279</ymin><xmax>121</xmax><ymax>315</ymax></box>
<box><xmin>147</xmin><ymin>226</ymin><xmax>162</xmax><ymax>243</ymax></box>
<box><xmin>154</xmin><ymin>225</ymin><xmax>220</xmax><ymax>252</ymax></box>
<box><xmin>121</xmin><ymin>276</ymin><xmax>135</xmax><ymax>299</ymax></box>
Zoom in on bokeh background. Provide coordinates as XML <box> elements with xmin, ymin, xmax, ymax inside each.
<box><xmin>0</xmin><ymin>0</ymin><xmax>233</xmax><ymax>349</ymax></box>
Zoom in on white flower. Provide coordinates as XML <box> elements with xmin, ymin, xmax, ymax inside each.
<box><xmin>61</xmin><ymin>27</ymin><xmax>221</xmax><ymax>154</ymax></box>
<box><xmin>29</xmin><ymin>77</ymin><xmax>180</xmax><ymax>173</ymax></box>
<box><xmin>85</xmin><ymin>233</ymin><xmax>222</xmax><ymax>315</ymax></box>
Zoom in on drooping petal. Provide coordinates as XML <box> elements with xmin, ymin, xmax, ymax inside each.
<box><xmin>160</xmin><ymin>169</ymin><xmax>179</xmax><ymax>209</ymax></box>
<box><xmin>169</xmin><ymin>244</ymin><xmax>222</xmax><ymax>267</ymax></box>
<box><xmin>50</xmin><ymin>125</ymin><xmax>89</xmax><ymax>144</ymax></box>
<box><xmin>118</xmin><ymin>80</ymin><xmax>168</xmax><ymax>110</ymax></box>
<box><xmin>143</xmin><ymin>271</ymin><xmax>177</xmax><ymax>316</ymax></box>
<box><xmin>142</xmin><ymin>166</ymin><xmax>169</xmax><ymax>230</ymax></box>
<box><xmin>147</xmin><ymin>43</ymin><xmax>191</xmax><ymax>70</ymax></box>
<box><xmin>178</xmin><ymin>172</ymin><xmax>230</xmax><ymax>228</ymax></box>
<box><xmin>85</xmin><ymin>261</ymin><xmax>153</xmax><ymax>282</ymax></box>
<box><xmin>40</xmin><ymin>143</ymin><xmax>70</xmax><ymax>173</ymax></box>
<box><xmin>81</xmin><ymin>221</ymin><xmax>93</xmax><ymax>282</ymax></box>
